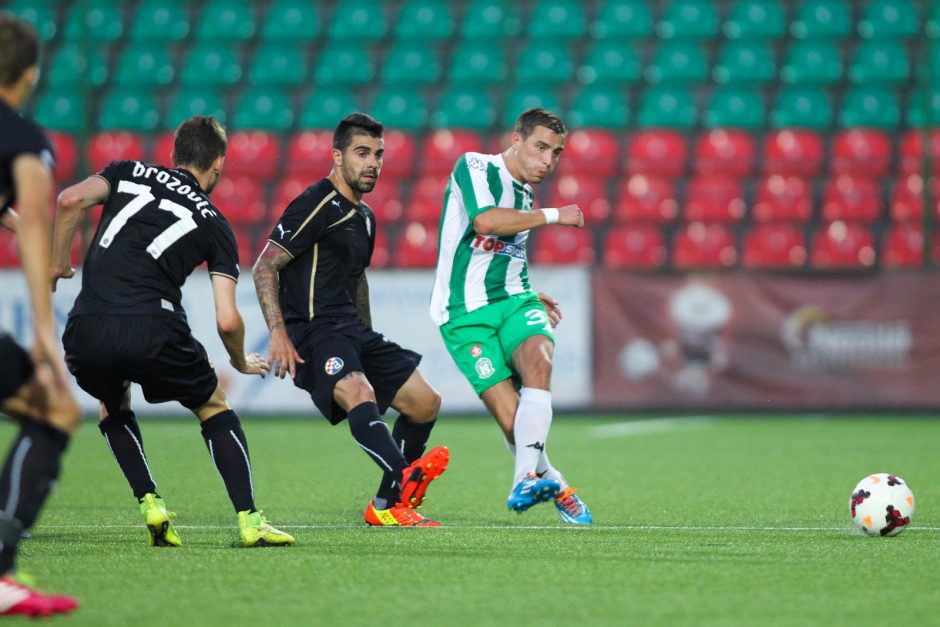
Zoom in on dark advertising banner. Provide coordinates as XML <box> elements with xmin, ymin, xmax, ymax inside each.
<box><xmin>593</xmin><ymin>271</ymin><xmax>940</xmax><ymax>411</ymax></box>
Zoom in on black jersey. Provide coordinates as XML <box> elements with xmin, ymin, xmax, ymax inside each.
<box><xmin>0</xmin><ymin>98</ymin><xmax>55</xmax><ymax>215</ymax></box>
<box><xmin>70</xmin><ymin>160</ymin><xmax>239</xmax><ymax>318</ymax></box>
<box><xmin>267</xmin><ymin>178</ymin><xmax>376</xmax><ymax>323</ymax></box>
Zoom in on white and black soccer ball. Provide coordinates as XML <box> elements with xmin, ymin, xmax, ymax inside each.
<box><xmin>849</xmin><ymin>473</ymin><xmax>915</xmax><ymax>537</ymax></box>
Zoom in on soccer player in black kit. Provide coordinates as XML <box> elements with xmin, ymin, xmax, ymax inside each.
<box><xmin>253</xmin><ymin>113</ymin><xmax>449</xmax><ymax>526</ymax></box>
<box><xmin>0</xmin><ymin>14</ymin><xmax>81</xmax><ymax>617</ymax></box>
<box><xmin>51</xmin><ymin>116</ymin><xmax>293</xmax><ymax>548</ymax></box>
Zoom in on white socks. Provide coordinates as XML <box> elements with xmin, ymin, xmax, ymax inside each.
<box><xmin>511</xmin><ymin>387</ymin><xmax>556</xmax><ymax>486</ymax></box>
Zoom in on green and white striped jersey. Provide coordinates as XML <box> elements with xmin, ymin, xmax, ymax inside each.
<box><xmin>430</xmin><ymin>152</ymin><xmax>536</xmax><ymax>326</ymax></box>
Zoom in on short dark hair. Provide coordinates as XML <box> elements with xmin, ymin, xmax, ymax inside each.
<box><xmin>332</xmin><ymin>112</ymin><xmax>383</xmax><ymax>151</ymax></box>
<box><xmin>173</xmin><ymin>116</ymin><xmax>227</xmax><ymax>172</ymax></box>
<box><xmin>0</xmin><ymin>13</ymin><xmax>40</xmax><ymax>88</ymax></box>
<box><xmin>514</xmin><ymin>107</ymin><xmax>567</xmax><ymax>139</ymax></box>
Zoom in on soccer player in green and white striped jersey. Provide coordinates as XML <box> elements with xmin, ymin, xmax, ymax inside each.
<box><xmin>430</xmin><ymin>108</ymin><xmax>592</xmax><ymax>523</ymax></box>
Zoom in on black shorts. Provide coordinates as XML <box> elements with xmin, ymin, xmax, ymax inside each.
<box><xmin>0</xmin><ymin>333</ymin><xmax>35</xmax><ymax>401</ymax></box>
<box><xmin>289</xmin><ymin>317</ymin><xmax>421</xmax><ymax>425</ymax></box>
<box><xmin>63</xmin><ymin>315</ymin><xmax>218</xmax><ymax>411</ymax></box>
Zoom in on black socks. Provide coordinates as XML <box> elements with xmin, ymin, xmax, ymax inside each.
<box><xmin>99</xmin><ymin>411</ymin><xmax>156</xmax><ymax>500</ymax></box>
<box><xmin>200</xmin><ymin>410</ymin><xmax>256</xmax><ymax>513</ymax></box>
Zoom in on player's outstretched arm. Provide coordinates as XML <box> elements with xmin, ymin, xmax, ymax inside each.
<box><xmin>53</xmin><ymin>175</ymin><xmax>109</xmax><ymax>291</ymax></box>
<box><xmin>211</xmin><ymin>274</ymin><xmax>269</xmax><ymax>378</ymax></box>
<box><xmin>252</xmin><ymin>242</ymin><xmax>304</xmax><ymax>379</ymax></box>
<box><xmin>1</xmin><ymin>208</ymin><xmax>18</xmax><ymax>232</ymax></box>
<box><xmin>473</xmin><ymin>203</ymin><xmax>584</xmax><ymax>236</ymax></box>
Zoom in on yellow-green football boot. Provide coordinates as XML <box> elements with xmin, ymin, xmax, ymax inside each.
<box><xmin>237</xmin><ymin>510</ymin><xmax>294</xmax><ymax>547</ymax></box>
<box><xmin>139</xmin><ymin>493</ymin><xmax>181</xmax><ymax>547</ymax></box>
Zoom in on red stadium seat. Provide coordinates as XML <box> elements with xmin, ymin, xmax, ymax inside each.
<box><xmin>88</xmin><ymin>131</ymin><xmax>145</xmax><ymax>172</ymax></box>
<box><xmin>556</xmin><ymin>129</ymin><xmax>619</xmax><ymax>177</ymax></box>
<box><xmin>393</xmin><ymin>221</ymin><xmax>439</xmax><ymax>268</ymax></box>
<box><xmin>224</xmin><ymin>131</ymin><xmax>280</xmax><ymax>179</ymax></box>
<box><xmin>272</xmin><ymin>174</ymin><xmax>309</xmax><ymax>212</ymax></box>
<box><xmin>0</xmin><ymin>230</ymin><xmax>18</xmax><ymax>267</ymax></box>
<box><xmin>381</xmin><ymin>130</ymin><xmax>417</xmax><ymax>181</ymax></box>
<box><xmin>742</xmin><ymin>223</ymin><xmax>806</xmax><ymax>269</ymax></box>
<box><xmin>230</xmin><ymin>226</ymin><xmax>261</xmax><ymax>268</ymax></box>
<box><xmin>371</xmin><ymin>228</ymin><xmax>390</xmax><ymax>269</ymax></box>
<box><xmin>898</xmin><ymin>130</ymin><xmax>940</xmax><ymax>176</ymax></box>
<box><xmin>684</xmin><ymin>176</ymin><xmax>746</xmax><ymax>223</ymax></box>
<box><xmin>762</xmin><ymin>129</ymin><xmax>824</xmax><ymax>177</ymax></box>
<box><xmin>693</xmin><ymin>129</ymin><xmax>755</xmax><ymax>177</ymax></box>
<box><xmin>881</xmin><ymin>223</ymin><xmax>924</xmax><ymax>268</ymax></box>
<box><xmin>613</xmin><ymin>175</ymin><xmax>678</xmax><ymax>223</ymax></box>
<box><xmin>151</xmin><ymin>131</ymin><xmax>175</xmax><ymax>165</ymax></box>
<box><xmin>530</xmin><ymin>227</ymin><xmax>595</xmax><ymax>265</ymax></box>
<box><xmin>831</xmin><ymin>129</ymin><xmax>891</xmax><ymax>177</ymax></box>
<box><xmin>285</xmin><ymin>130</ymin><xmax>334</xmax><ymax>176</ymax></box>
<box><xmin>47</xmin><ymin>131</ymin><xmax>77</xmax><ymax>182</ymax></box>
<box><xmin>547</xmin><ymin>175</ymin><xmax>610</xmax><ymax>223</ymax></box>
<box><xmin>821</xmin><ymin>175</ymin><xmax>882</xmax><ymax>223</ymax></box>
<box><xmin>404</xmin><ymin>174</ymin><xmax>447</xmax><ymax>224</ymax></box>
<box><xmin>753</xmin><ymin>175</ymin><xmax>813</xmax><ymax>223</ymax></box>
<box><xmin>672</xmin><ymin>222</ymin><xmax>737</xmax><ymax>269</ymax></box>
<box><xmin>810</xmin><ymin>221</ymin><xmax>876</xmax><ymax>268</ymax></box>
<box><xmin>603</xmin><ymin>224</ymin><xmax>667</xmax><ymax>269</ymax></box>
<box><xmin>890</xmin><ymin>174</ymin><xmax>940</xmax><ymax>222</ymax></box>
<box><xmin>211</xmin><ymin>176</ymin><xmax>267</xmax><ymax>225</ymax></box>
<box><xmin>419</xmin><ymin>130</ymin><xmax>484</xmax><ymax>176</ymax></box>
<box><xmin>365</xmin><ymin>181</ymin><xmax>404</xmax><ymax>225</ymax></box>
<box><xmin>486</xmin><ymin>130</ymin><xmax>513</xmax><ymax>155</ymax></box>
<box><xmin>626</xmin><ymin>129</ymin><xmax>688</xmax><ymax>178</ymax></box>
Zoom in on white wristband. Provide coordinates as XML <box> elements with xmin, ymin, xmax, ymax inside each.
<box><xmin>541</xmin><ymin>208</ymin><xmax>559</xmax><ymax>225</ymax></box>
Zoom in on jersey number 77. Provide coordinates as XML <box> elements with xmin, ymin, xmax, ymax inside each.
<box><xmin>98</xmin><ymin>180</ymin><xmax>197</xmax><ymax>259</ymax></box>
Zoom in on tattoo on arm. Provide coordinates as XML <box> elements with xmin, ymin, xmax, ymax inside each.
<box><xmin>357</xmin><ymin>273</ymin><xmax>371</xmax><ymax>328</ymax></box>
<box><xmin>252</xmin><ymin>247</ymin><xmax>292</xmax><ymax>331</ymax></box>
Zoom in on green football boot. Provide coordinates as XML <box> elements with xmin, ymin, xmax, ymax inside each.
<box><xmin>139</xmin><ymin>493</ymin><xmax>181</xmax><ymax>547</ymax></box>
<box><xmin>237</xmin><ymin>510</ymin><xmax>294</xmax><ymax>547</ymax></box>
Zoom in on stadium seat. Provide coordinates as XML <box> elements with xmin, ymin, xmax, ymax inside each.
<box><xmin>181</xmin><ymin>44</ymin><xmax>242</xmax><ymax>86</ymax></box>
<box><xmin>577</xmin><ymin>40</ymin><xmax>641</xmax><ymax>85</ymax></box>
<box><xmin>514</xmin><ymin>42</ymin><xmax>574</xmax><ymax>85</ymax></box>
<box><xmin>839</xmin><ymin>87</ymin><xmax>900</xmax><ymax>129</ymax></box>
<box><xmin>381</xmin><ymin>42</ymin><xmax>442</xmax><ymax>86</ymax></box>
<box><xmin>742</xmin><ymin>223</ymin><xmax>807</xmax><ymax>269</ymax></box>
<box><xmin>919</xmin><ymin>42</ymin><xmax>940</xmax><ymax>81</ymax></box>
<box><xmin>645</xmin><ymin>42</ymin><xmax>708</xmax><ymax>84</ymax></box>
<box><xmin>130</xmin><ymin>0</ymin><xmax>190</xmax><ymax>41</ymax></box>
<box><xmin>47</xmin><ymin>131</ymin><xmax>78</xmax><ymax>182</ymax></box>
<box><xmin>703</xmin><ymin>87</ymin><xmax>765</xmax><ymax>129</ymax></box>
<box><xmin>547</xmin><ymin>176</ymin><xmax>611</xmax><ymax>223</ymax></box>
<box><xmin>299</xmin><ymin>91</ymin><xmax>358</xmax><ymax>129</ymax></box>
<box><xmin>419</xmin><ymin>130</ymin><xmax>484</xmax><ymax>177</ymax></box>
<box><xmin>6</xmin><ymin>1</ymin><xmax>57</xmax><ymax>41</ymax></box>
<box><xmin>284</xmin><ymin>130</ymin><xmax>333</xmax><ymax>176</ymax></box>
<box><xmin>64</xmin><ymin>0</ymin><xmax>124</xmax><ymax>41</ymax></box>
<box><xmin>589</xmin><ymin>0</ymin><xmax>652</xmax><ymax>39</ymax></box>
<box><xmin>328</xmin><ymin>1</ymin><xmax>388</xmax><ymax>41</ymax></box>
<box><xmin>224</xmin><ymin>131</ymin><xmax>280</xmax><ymax>180</ymax></box>
<box><xmin>371</xmin><ymin>229</ymin><xmax>391</xmax><ymax>269</ymax></box>
<box><xmin>150</xmin><ymin>132</ymin><xmax>175</xmax><ymax>165</ymax></box>
<box><xmin>613</xmin><ymin>175</ymin><xmax>679</xmax><ymax>223</ymax></box>
<box><xmin>684</xmin><ymin>177</ymin><xmax>747</xmax><ymax>223</ymax></box>
<box><xmin>165</xmin><ymin>89</ymin><xmax>226</xmax><ymax>130</ymax></box>
<box><xmin>230</xmin><ymin>226</ymin><xmax>261</xmax><ymax>268</ymax></box>
<box><xmin>97</xmin><ymin>89</ymin><xmax>159</xmax><ymax>131</ymax></box>
<box><xmin>460</xmin><ymin>0</ymin><xmax>522</xmax><ymax>39</ymax></box>
<box><xmin>232</xmin><ymin>89</ymin><xmax>294</xmax><ymax>131</ymax></box>
<box><xmin>393</xmin><ymin>222</ymin><xmax>439</xmax><ymax>268</ymax></box>
<box><xmin>46</xmin><ymin>44</ymin><xmax>108</xmax><ymax>88</ymax></box>
<box><xmin>637</xmin><ymin>87</ymin><xmax>697</xmax><ymax>129</ymax></box>
<box><xmin>603</xmin><ymin>225</ymin><xmax>667</xmax><ymax>269</ymax></box>
<box><xmin>693</xmin><ymin>129</ymin><xmax>756</xmax><ymax>177</ymax></box>
<box><xmin>195</xmin><ymin>0</ymin><xmax>255</xmax><ymax>41</ymax></box>
<box><xmin>928</xmin><ymin>3</ymin><xmax>940</xmax><ymax>38</ymax></box>
<box><xmin>114</xmin><ymin>45</ymin><xmax>175</xmax><ymax>87</ymax></box>
<box><xmin>712</xmin><ymin>41</ymin><xmax>775</xmax><ymax>84</ymax></box>
<box><xmin>848</xmin><ymin>40</ymin><xmax>910</xmax><ymax>84</ymax></box>
<box><xmin>810</xmin><ymin>221</ymin><xmax>876</xmax><ymax>268</ymax></box>
<box><xmin>395</xmin><ymin>0</ymin><xmax>455</xmax><ymax>41</ymax></box>
<box><xmin>881</xmin><ymin>224</ymin><xmax>924</xmax><ymax>268</ymax></box>
<box><xmin>212</xmin><ymin>177</ymin><xmax>267</xmax><ymax>225</ymax></box>
<box><xmin>502</xmin><ymin>87</ymin><xmax>562</xmax><ymax>127</ymax></box>
<box><xmin>370</xmin><ymin>87</ymin><xmax>428</xmax><ymax>131</ymax></box>
<box><xmin>770</xmin><ymin>87</ymin><xmax>833</xmax><ymax>129</ymax></box>
<box><xmin>889</xmin><ymin>175</ymin><xmax>940</xmax><ymax>222</ymax></box>
<box><xmin>262</xmin><ymin>0</ymin><xmax>319</xmax><ymax>41</ymax></box>
<box><xmin>556</xmin><ymin>129</ymin><xmax>620</xmax><ymax>178</ymax></box>
<box><xmin>753</xmin><ymin>175</ymin><xmax>814</xmax><ymax>223</ymax></box>
<box><xmin>790</xmin><ymin>0</ymin><xmax>852</xmax><ymax>39</ymax></box>
<box><xmin>88</xmin><ymin>132</ymin><xmax>145</xmax><ymax>172</ymax></box>
<box><xmin>762</xmin><ymin>130</ymin><xmax>825</xmax><ymax>177</ymax></box>
<box><xmin>672</xmin><ymin>222</ymin><xmax>737</xmax><ymax>269</ymax></box>
<box><xmin>314</xmin><ymin>45</ymin><xmax>376</xmax><ymax>85</ymax></box>
<box><xmin>380</xmin><ymin>130</ymin><xmax>417</xmax><ymax>180</ymax></box>
<box><xmin>528</xmin><ymin>0</ymin><xmax>586</xmax><ymax>39</ymax></box>
<box><xmin>907</xmin><ymin>88</ymin><xmax>940</xmax><ymax>128</ymax></box>
<box><xmin>449</xmin><ymin>45</ymin><xmax>508</xmax><ymax>86</ymax></box>
<box><xmin>657</xmin><ymin>0</ymin><xmax>719</xmax><ymax>39</ymax></box>
<box><xmin>780</xmin><ymin>40</ymin><xmax>843</xmax><ymax>84</ymax></box>
<box><xmin>567</xmin><ymin>86</ymin><xmax>629</xmax><ymax>129</ymax></box>
<box><xmin>626</xmin><ymin>130</ymin><xmax>688</xmax><ymax>177</ymax></box>
<box><xmin>249</xmin><ymin>44</ymin><xmax>308</xmax><ymax>86</ymax></box>
<box><xmin>821</xmin><ymin>175</ymin><xmax>882</xmax><ymax>223</ymax></box>
<box><xmin>364</xmin><ymin>182</ymin><xmax>405</xmax><ymax>225</ymax></box>
<box><xmin>723</xmin><ymin>0</ymin><xmax>786</xmax><ymax>39</ymax></box>
<box><xmin>857</xmin><ymin>0</ymin><xmax>919</xmax><ymax>39</ymax></box>
<box><xmin>272</xmin><ymin>174</ymin><xmax>310</xmax><ymax>210</ymax></box>
<box><xmin>0</xmin><ymin>229</ymin><xmax>19</xmax><ymax>267</ymax></box>
<box><xmin>831</xmin><ymin>129</ymin><xmax>891</xmax><ymax>176</ymax></box>
<box><xmin>898</xmin><ymin>130</ymin><xmax>940</xmax><ymax>175</ymax></box>
<box><xmin>530</xmin><ymin>228</ymin><xmax>596</xmax><ymax>265</ymax></box>
<box><xmin>404</xmin><ymin>175</ymin><xmax>448</xmax><ymax>224</ymax></box>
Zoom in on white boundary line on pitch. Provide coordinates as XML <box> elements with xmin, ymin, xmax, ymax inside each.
<box><xmin>38</xmin><ymin>524</ymin><xmax>940</xmax><ymax>532</ymax></box>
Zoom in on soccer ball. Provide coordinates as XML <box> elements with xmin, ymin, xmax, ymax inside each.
<box><xmin>849</xmin><ymin>473</ymin><xmax>915</xmax><ymax>537</ymax></box>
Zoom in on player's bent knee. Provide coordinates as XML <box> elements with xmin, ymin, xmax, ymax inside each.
<box><xmin>333</xmin><ymin>372</ymin><xmax>376</xmax><ymax>410</ymax></box>
<box><xmin>193</xmin><ymin>386</ymin><xmax>230</xmax><ymax>422</ymax></box>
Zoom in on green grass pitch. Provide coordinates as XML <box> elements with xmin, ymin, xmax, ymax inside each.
<box><xmin>5</xmin><ymin>414</ymin><xmax>939</xmax><ymax>625</ymax></box>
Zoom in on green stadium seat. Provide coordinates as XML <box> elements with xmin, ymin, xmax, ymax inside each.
<box><xmin>249</xmin><ymin>44</ymin><xmax>308</xmax><ymax>86</ymax></box>
<box><xmin>907</xmin><ymin>88</ymin><xmax>940</xmax><ymax>127</ymax></box>
<box><xmin>328</xmin><ymin>1</ymin><xmax>388</xmax><ymax>41</ymax></box>
<box><xmin>503</xmin><ymin>87</ymin><xmax>562</xmax><ymax>126</ymax></box>
<box><xmin>780</xmin><ymin>41</ymin><xmax>843</xmax><ymax>84</ymax></box>
<box><xmin>165</xmin><ymin>89</ymin><xmax>227</xmax><ymax>129</ymax></box>
<box><xmin>114</xmin><ymin>45</ymin><xmax>175</xmax><ymax>87</ymax></box>
<box><xmin>64</xmin><ymin>0</ymin><xmax>125</xmax><ymax>42</ymax></box>
<box><xmin>637</xmin><ymin>87</ymin><xmax>697</xmax><ymax>129</ymax></box>
<box><xmin>704</xmin><ymin>87</ymin><xmax>765</xmax><ymax>129</ymax></box>
<box><xmin>196</xmin><ymin>0</ymin><xmax>255</xmax><ymax>41</ymax></box>
<box><xmin>723</xmin><ymin>0</ymin><xmax>785</xmax><ymax>39</ymax></box>
<box><xmin>577</xmin><ymin>40</ymin><xmax>641</xmax><ymax>85</ymax></box>
<box><xmin>130</xmin><ymin>0</ymin><xmax>190</xmax><ymax>41</ymax></box>
<box><xmin>299</xmin><ymin>91</ymin><xmax>358</xmax><ymax>129</ymax></box>
<box><xmin>46</xmin><ymin>44</ymin><xmax>108</xmax><ymax>88</ymax></box>
<box><xmin>313</xmin><ymin>45</ymin><xmax>375</xmax><ymax>85</ymax></box>
<box><xmin>857</xmin><ymin>0</ymin><xmax>919</xmax><ymax>39</ymax></box>
<box><xmin>262</xmin><ymin>0</ymin><xmax>320</xmax><ymax>41</ymax></box>
<box><xmin>460</xmin><ymin>0</ymin><xmax>521</xmax><ymax>40</ymax></box>
<box><xmin>448</xmin><ymin>45</ymin><xmax>508</xmax><ymax>85</ymax></box>
<box><xmin>656</xmin><ymin>0</ymin><xmax>719</xmax><ymax>39</ymax></box>
<box><xmin>233</xmin><ymin>88</ymin><xmax>294</xmax><ymax>131</ymax></box>
<box><xmin>370</xmin><ymin>87</ymin><xmax>428</xmax><ymax>131</ymax></box>
<box><xmin>567</xmin><ymin>86</ymin><xmax>629</xmax><ymax>128</ymax></box>
<box><xmin>712</xmin><ymin>41</ymin><xmax>775</xmax><ymax>84</ymax></box>
<box><xmin>527</xmin><ymin>0</ymin><xmax>586</xmax><ymax>39</ymax></box>
<box><xmin>6</xmin><ymin>1</ymin><xmax>57</xmax><ymax>41</ymax></box>
<box><xmin>771</xmin><ymin>87</ymin><xmax>833</xmax><ymax>129</ymax></box>
<box><xmin>432</xmin><ymin>88</ymin><xmax>496</xmax><ymax>130</ymax></box>
<box><xmin>790</xmin><ymin>0</ymin><xmax>851</xmax><ymax>39</ymax></box>
<box><xmin>589</xmin><ymin>0</ymin><xmax>653</xmax><ymax>39</ymax></box>
<box><xmin>839</xmin><ymin>86</ymin><xmax>900</xmax><ymax>128</ymax></box>
<box><xmin>514</xmin><ymin>42</ymin><xmax>574</xmax><ymax>85</ymax></box>
<box><xmin>395</xmin><ymin>0</ymin><xmax>455</xmax><ymax>41</ymax></box>
<box><xmin>916</xmin><ymin>42</ymin><xmax>940</xmax><ymax>80</ymax></box>
<box><xmin>848</xmin><ymin>40</ymin><xmax>910</xmax><ymax>84</ymax></box>
<box><xmin>928</xmin><ymin>3</ymin><xmax>940</xmax><ymax>38</ymax></box>
<box><xmin>381</xmin><ymin>42</ymin><xmax>442</xmax><ymax>86</ymax></box>
<box><xmin>33</xmin><ymin>90</ymin><xmax>87</xmax><ymax>132</ymax></box>
<box><xmin>98</xmin><ymin>89</ymin><xmax>159</xmax><ymax>131</ymax></box>
<box><xmin>181</xmin><ymin>44</ymin><xmax>242</xmax><ymax>86</ymax></box>
<box><xmin>646</xmin><ymin>42</ymin><xmax>708</xmax><ymax>84</ymax></box>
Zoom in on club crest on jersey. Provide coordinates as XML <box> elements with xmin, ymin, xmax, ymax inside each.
<box><xmin>470</xmin><ymin>235</ymin><xmax>527</xmax><ymax>261</ymax></box>
<box><xmin>324</xmin><ymin>357</ymin><xmax>345</xmax><ymax>375</ymax></box>
<box><xmin>475</xmin><ymin>357</ymin><xmax>495</xmax><ymax>379</ymax></box>
<box><xmin>470</xmin><ymin>344</ymin><xmax>482</xmax><ymax>358</ymax></box>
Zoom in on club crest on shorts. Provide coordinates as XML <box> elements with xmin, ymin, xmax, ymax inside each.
<box><xmin>475</xmin><ymin>357</ymin><xmax>495</xmax><ymax>379</ymax></box>
<box><xmin>470</xmin><ymin>344</ymin><xmax>482</xmax><ymax>357</ymax></box>
<box><xmin>324</xmin><ymin>357</ymin><xmax>345</xmax><ymax>375</ymax></box>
